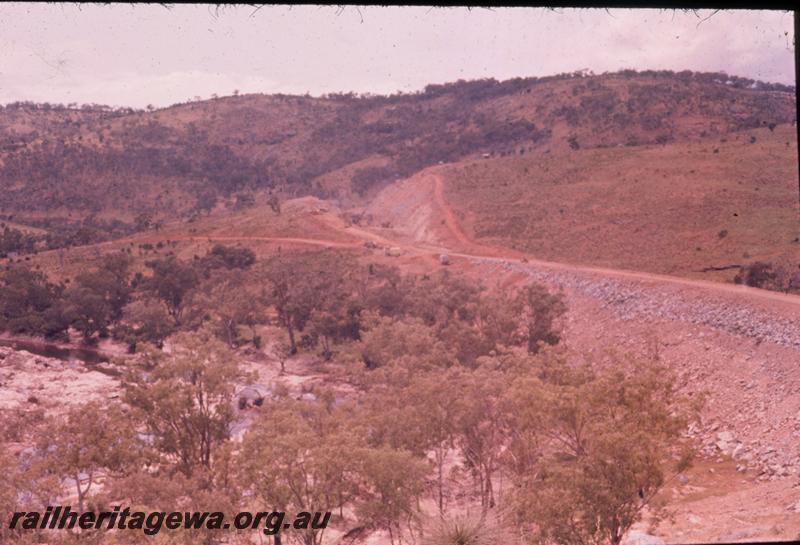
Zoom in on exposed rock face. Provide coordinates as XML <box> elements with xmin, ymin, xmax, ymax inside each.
<box><xmin>0</xmin><ymin>346</ymin><xmax>120</xmax><ymax>412</ymax></box>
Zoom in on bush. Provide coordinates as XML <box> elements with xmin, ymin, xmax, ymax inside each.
<box><xmin>733</xmin><ymin>261</ymin><xmax>778</xmax><ymax>289</ymax></box>
<box><xmin>0</xmin><ymin>265</ymin><xmax>68</xmax><ymax>338</ymax></box>
<box><xmin>567</xmin><ymin>135</ymin><xmax>580</xmax><ymax>150</ymax></box>
<box><xmin>201</xmin><ymin>244</ymin><xmax>256</xmax><ymax>271</ymax></box>
<box><xmin>423</xmin><ymin>512</ymin><xmax>510</xmax><ymax>545</ymax></box>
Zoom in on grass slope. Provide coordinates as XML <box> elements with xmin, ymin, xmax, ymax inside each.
<box><xmin>442</xmin><ymin>124</ymin><xmax>799</xmax><ymax>281</ymax></box>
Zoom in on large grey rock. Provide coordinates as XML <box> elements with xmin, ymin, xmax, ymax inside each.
<box><xmin>715</xmin><ymin>440</ymin><xmax>730</xmax><ymax>453</ymax></box>
<box><xmin>716</xmin><ymin>430</ymin><xmax>734</xmax><ymax>443</ymax></box>
<box><xmin>718</xmin><ymin>527</ymin><xmax>766</xmax><ymax>541</ymax></box>
<box><xmin>624</xmin><ymin>531</ymin><xmax>665</xmax><ymax>545</ymax></box>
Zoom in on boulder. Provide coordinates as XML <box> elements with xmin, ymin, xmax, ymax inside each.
<box><xmin>718</xmin><ymin>527</ymin><xmax>766</xmax><ymax>541</ymax></box>
<box><xmin>716</xmin><ymin>430</ymin><xmax>735</xmax><ymax>443</ymax></box>
<box><xmin>624</xmin><ymin>531</ymin><xmax>665</xmax><ymax>545</ymax></box>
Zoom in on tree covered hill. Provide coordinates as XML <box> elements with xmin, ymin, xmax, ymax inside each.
<box><xmin>0</xmin><ymin>69</ymin><xmax>794</xmax><ymax>233</ymax></box>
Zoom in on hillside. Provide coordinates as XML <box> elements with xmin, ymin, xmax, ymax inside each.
<box><xmin>439</xmin><ymin>123</ymin><xmax>800</xmax><ymax>282</ymax></box>
<box><xmin>0</xmin><ymin>70</ymin><xmax>794</xmax><ymax>238</ymax></box>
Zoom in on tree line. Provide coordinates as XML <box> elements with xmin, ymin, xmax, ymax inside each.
<box><xmin>0</xmin><ymin>246</ymin><xmax>565</xmax><ymax>358</ymax></box>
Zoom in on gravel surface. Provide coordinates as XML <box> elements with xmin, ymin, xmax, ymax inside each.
<box><xmin>479</xmin><ymin>258</ymin><xmax>800</xmax><ymax>349</ymax></box>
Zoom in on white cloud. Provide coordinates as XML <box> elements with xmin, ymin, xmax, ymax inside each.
<box><xmin>0</xmin><ymin>5</ymin><xmax>793</xmax><ymax>108</ymax></box>
<box><xmin>0</xmin><ymin>70</ymin><xmax>282</xmax><ymax>108</ymax></box>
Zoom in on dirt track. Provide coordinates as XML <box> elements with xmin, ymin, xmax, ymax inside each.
<box><xmin>181</xmin><ymin>235</ymin><xmax>359</xmax><ymax>248</ymax></box>
<box><xmin>135</xmin><ymin>171</ymin><xmax>800</xmax><ymax>311</ymax></box>
<box><xmin>25</xmin><ymin>168</ymin><xmax>799</xmax><ymax>312</ymax></box>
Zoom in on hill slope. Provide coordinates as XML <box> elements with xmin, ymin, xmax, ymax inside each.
<box><xmin>438</xmin><ymin>124</ymin><xmax>799</xmax><ymax>282</ymax></box>
<box><xmin>0</xmin><ymin>70</ymin><xmax>794</xmax><ymax>234</ymax></box>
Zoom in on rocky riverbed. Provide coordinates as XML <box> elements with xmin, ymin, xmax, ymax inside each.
<box><xmin>0</xmin><ymin>346</ymin><xmax>121</xmax><ymax>412</ymax></box>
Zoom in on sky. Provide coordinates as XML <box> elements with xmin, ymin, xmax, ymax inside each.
<box><xmin>0</xmin><ymin>5</ymin><xmax>795</xmax><ymax>108</ymax></box>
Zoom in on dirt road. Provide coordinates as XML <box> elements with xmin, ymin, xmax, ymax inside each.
<box><xmin>25</xmin><ymin>169</ymin><xmax>800</xmax><ymax>313</ymax></box>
